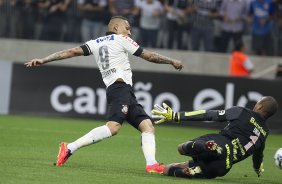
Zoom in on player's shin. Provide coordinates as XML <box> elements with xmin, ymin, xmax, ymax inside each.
<box><xmin>67</xmin><ymin>125</ymin><xmax>112</xmax><ymax>153</ymax></box>
<box><xmin>141</xmin><ymin>132</ymin><xmax>157</xmax><ymax>165</ymax></box>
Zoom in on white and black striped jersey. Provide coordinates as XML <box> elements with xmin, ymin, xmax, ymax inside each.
<box><xmin>80</xmin><ymin>32</ymin><xmax>143</xmax><ymax>88</ymax></box>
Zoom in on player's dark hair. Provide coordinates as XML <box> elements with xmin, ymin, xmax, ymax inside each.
<box><xmin>110</xmin><ymin>16</ymin><xmax>128</xmax><ymax>21</ymax></box>
<box><xmin>261</xmin><ymin>96</ymin><xmax>278</xmax><ymax>119</ymax></box>
<box><xmin>233</xmin><ymin>40</ymin><xmax>244</xmax><ymax>52</ymax></box>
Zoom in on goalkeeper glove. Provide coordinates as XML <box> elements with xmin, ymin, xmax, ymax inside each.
<box><xmin>151</xmin><ymin>103</ymin><xmax>179</xmax><ymax>124</ymax></box>
<box><xmin>254</xmin><ymin>163</ymin><xmax>264</xmax><ymax>177</ymax></box>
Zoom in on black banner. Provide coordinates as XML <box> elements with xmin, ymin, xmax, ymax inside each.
<box><xmin>9</xmin><ymin>64</ymin><xmax>282</xmax><ymax>132</ymax></box>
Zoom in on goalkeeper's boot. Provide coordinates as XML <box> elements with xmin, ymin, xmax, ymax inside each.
<box><xmin>146</xmin><ymin>163</ymin><xmax>165</xmax><ymax>174</ymax></box>
<box><xmin>205</xmin><ymin>140</ymin><xmax>222</xmax><ymax>155</ymax></box>
<box><xmin>56</xmin><ymin>142</ymin><xmax>72</xmax><ymax>167</ymax></box>
<box><xmin>184</xmin><ymin>166</ymin><xmax>202</xmax><ymax>176</ymax></box>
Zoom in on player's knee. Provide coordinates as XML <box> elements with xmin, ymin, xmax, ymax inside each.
<box><xmin>178</xmin><ymin>141</ymin><xmax>195</xmax><ymax>156</ymax></box>
<box><xmin>146</xmin><ymin>122</ymin><xmax>155</xmax><ymax>132</ymax></box>
<box><xmin>178</xmin><ymin>143</ymin><xmax>187</xmax><ymax>155</ymax></box>
<box><xmin>138</xmin><ymin>119</ymin><xmax>155</xmax><ymax>133</ymax></box>
<box><xmin>106</xmin><ymin>122</ymin><xmax>121</xmax><ymax>136</ymax></box>
<box><xmin>110</xmin><ymin>129</ymin><xmax>119</xmax><ymax>136</ymax></box>
<box><xmin>109</xmin><ymin>125</ymin><xmax>120</xmax><ymax>135</ymax></box>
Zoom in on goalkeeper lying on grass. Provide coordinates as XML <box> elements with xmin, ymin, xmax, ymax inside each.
<box><xmin>152</xmin><ymin>96</ymin><xmax>278</xmax><ymax>179</ymax></box>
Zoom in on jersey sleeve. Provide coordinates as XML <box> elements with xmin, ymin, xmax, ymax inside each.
<box><xmin>178</xmin><ymin>106</ymin><xmax>243</xmax><ymax>122</ymax></box>
<box><xmin>80</xmin><ymin>40</ymin><xmax>95</xmax><ymax>56</ymax></box>
<box><xmin>243</xmin><ymin>57</ymin><xmax>254</xmax><ymax>71</ymax></box>
<box><xmin>216</xmin><ymin>106</ymin><xmax>244</xmax><ymax>121</ymax></box>
<box><xmin>252</xmin><ymin>142</ymin><xmax>265</xmax><ymax>170</ymax></box>
<box><xmin>119</xmin><ymin>35</ymin><xmax>143</xmax><ymax>56</ymax></box>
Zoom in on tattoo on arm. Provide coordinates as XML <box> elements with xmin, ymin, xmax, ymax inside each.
<box><xmin>140</xmin><ymin>50</ymin><xmax>173</xmax><ymax>64</ymax></box>
<box><xmin>42</xmin><ymin>47</ymin><xmax>83</xmax><ymax>63</ymax></box>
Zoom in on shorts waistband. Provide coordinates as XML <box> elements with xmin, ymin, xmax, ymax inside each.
<box><xmin>113</xmin><ymin>81</ymin><xmax>126</xmax><ymax>84</ymax></box>
<box><xmin>107</xmin><ymin>81</ymin><xmax>126</xmax><ymax>89</ymax></box>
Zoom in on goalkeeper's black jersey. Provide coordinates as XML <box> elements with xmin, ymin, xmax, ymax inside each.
<box><xmin>179</xmin><ymin>106</ymin><xmax>268</xmax><ymax>169</ymax></box>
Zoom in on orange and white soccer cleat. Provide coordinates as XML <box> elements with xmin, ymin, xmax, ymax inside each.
<box><xmin>145</xmin><ymin>163</ymin><xmax>165</xmax><ymax>174</ymax></box>
<box><xmin>56</xmin><ymin>142</ymin><xmax>72</xmax><ymax>167</ymax></box>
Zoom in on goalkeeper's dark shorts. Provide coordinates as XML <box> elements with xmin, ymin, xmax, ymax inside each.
<box><xmin>191</xmin><ymin>134</ymin><xmax>233</xmax><ymax>178</ymax></box>
<box><xmin>168</xmin><ymin>134</ymin><xmax>234</xmax><ymax>179</ymax></box>
<box><xmin>106</xmin><ymin>81</ymin><xmax>152</xmax><ymax>129</ymax></box>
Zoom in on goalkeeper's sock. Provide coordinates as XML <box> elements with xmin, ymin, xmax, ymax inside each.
<box><xmin>67</xmin><ymin>125</ymin><xmax>112</xmax><ymax>154</ymax></box>
<box><xmin>141</xmin><ymin>132</ymin><xmax>158</xmax><ymax>166</ymax></box>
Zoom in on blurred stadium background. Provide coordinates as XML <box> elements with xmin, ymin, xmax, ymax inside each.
<box><xmin>0</xmin><ymin>0</ymin><xmax>282</xmax><ymax>183</ymax></box>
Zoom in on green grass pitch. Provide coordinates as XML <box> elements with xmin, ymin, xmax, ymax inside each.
<box><xmin>0</xmin><ymin>115</ymin><xmax>281</xmax><ymax>184</ymax></box>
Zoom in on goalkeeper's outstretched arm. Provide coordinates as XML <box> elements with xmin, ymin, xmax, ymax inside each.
<box><xmin>152</xmin><ymin>103</ymin><xmax>241</xmax><ymax>124</ymax></box>
<box><xmin>176</xmin><ymin>110</ymin><xmax>227</xmax><ymax>122</ymax></box>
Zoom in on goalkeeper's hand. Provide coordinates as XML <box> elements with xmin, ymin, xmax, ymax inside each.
<box><xmin>254</xmin><ymin>163</ymin><xmax>264</xmax><ymax>177</ymax></box>
<box><xmin>151</xmin><ymin>103</ymin><xmax>178</xmax><ymax>124</ymax></box>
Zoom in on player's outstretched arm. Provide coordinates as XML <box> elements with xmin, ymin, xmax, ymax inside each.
<box><xmin>139</xmin><ymin>49</ymin><xmax>183</xmax><ymax>71</ymax></box>
<box><xmin>24</xmin><ymin>47</ymin><xmax>84</xmax><ymax>67</ymax></box>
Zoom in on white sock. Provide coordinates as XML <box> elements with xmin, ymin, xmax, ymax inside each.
<box><xmin>141</xmin><ymin>132</ymin><xmax>158</xmax><ymax>166</ymax></box>
<box><xmin>67</xmin><ymin>125</ymin><xmax>112</xmax><ymax>154</ymax></box>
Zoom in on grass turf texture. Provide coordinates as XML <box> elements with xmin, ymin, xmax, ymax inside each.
<box><xmin>0</xmin><ymin>115</ymin><xmax>281</xmax><ymax>184</ymax></box>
